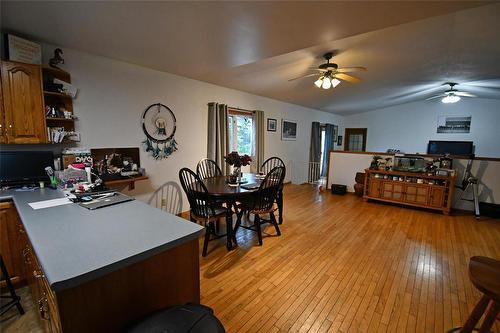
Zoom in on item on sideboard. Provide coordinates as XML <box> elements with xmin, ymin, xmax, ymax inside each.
<box><xmin>369</xmin><ymin>155</ymin><xmax>383</xmax><ymax>170</ymax></box>
<box><xmin>331</xmin><ymin>184</ymin><xmax>347</xmax><ymax>195</ymax></box>
<box><xmin>384</xmin><ymin>157</ymin><xmax>393</xmax><ymax>171</ymax></box>
<box><xmin>417</xmin><ymin>178</ymin><xmax>424</xmax><ymax>184</ymax></box>
<box><xmin>393</xmin><ymin>154</ymin><xmax>425</xmax><ymax>172</ymax></box>
<box><xmin>49</xmin><ymin>48</ymin><xmax>65</xmax><ymax>69</ymax></box>
<box><xmin>224</xmin><ymin>151</ymin><xmax>252</xmax><ymax>184</ymax></box>
<box><xmin>439</xmin><ymin>155</ymin><xmax>453</xmax><ymax>169</ymax></box>
<box><xmin>386</xmin><ymin>149</ymin><xmax>401</xmax><ymax>154</ymax></box>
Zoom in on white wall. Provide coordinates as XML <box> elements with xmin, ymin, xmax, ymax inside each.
<box><xmin>343</xmin><ymin>98</ymin><xmax>500</xmax><ymax>157</ymax></box>
<box><xmin>39</xmin><ymin>45</ymin><xmax>343</xmax><ymax>210</ymax></box>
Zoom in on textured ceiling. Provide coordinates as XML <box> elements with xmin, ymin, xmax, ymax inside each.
<box><xmin>2</xmin><ymin>1</ymin><xmax>499</xmax><ymax>114</ymax></box>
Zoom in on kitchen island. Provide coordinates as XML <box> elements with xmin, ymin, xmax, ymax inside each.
<box><xmin>0</xmin><ymin>188</ymin><xmax>204</xmax><ymax>333</ymax></box>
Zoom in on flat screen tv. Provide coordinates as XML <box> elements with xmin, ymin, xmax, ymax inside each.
<box><xmin>0</xmin><ymin>151</ymin><xmax>54</xmax><ymax>185</ymax></box>
<box><xmin>427</xmin><ymin>141</ymin><xmax>474</xmax><ymax>156</ymax></box>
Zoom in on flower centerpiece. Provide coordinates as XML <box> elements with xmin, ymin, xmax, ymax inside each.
<box><xmin>225</xmin><ymin>151</ymin><xmax>252</xmax><ymax>183</ymax></box>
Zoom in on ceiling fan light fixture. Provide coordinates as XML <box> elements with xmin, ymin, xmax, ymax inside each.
<box><xmin>314</xmin><ymin>78</ymin><xmax>323</xmax><ymax>88</ymax></box>
<box><xmin>321</xmin><ymin>78</ymin><xmax>332</xmax><ymax>89</ymax></box>
<box><xmin>442</xmin><ymin>94</ymin><xmax>461</xmax><ymax>104</ymax></box>
<box><xmin>331</xmin><ymin>78</ymin><xmax>341</xmax><ymax>88</ymax></box>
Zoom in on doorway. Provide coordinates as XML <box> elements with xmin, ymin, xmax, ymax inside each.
<box><xmin>344</xmin><ymin>128</ymin><xmax>367</xmax><ymax>152</ymax></box>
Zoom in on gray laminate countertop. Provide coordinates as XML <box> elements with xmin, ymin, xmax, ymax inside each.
<box><xmin>0</xmin><ymin>188</ymin><xmax>204</xmax><ymax>292</ymax></box>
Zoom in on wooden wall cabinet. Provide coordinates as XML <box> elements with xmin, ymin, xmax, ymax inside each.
<box><xmin>0</xmin><ymin>201</ymin><xmax>25</xmax><ymax>286</ymax></box>
<box><xmin>363</xmin><ymin>169</ymin><xmax>455</xmax><ymax>215</ymax></box>
<box><xmin>1</xmin><ymin>60</ymin><xmax>47</xmax><ymax>144</ymax></box>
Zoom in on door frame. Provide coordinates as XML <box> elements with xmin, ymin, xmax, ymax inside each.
<box><xmin>344</xmin><ymin>128</ymin><xmax>367</xmax><ymax>151</ymax></box>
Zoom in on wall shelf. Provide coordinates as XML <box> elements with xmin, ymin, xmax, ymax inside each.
<box><xmin>104</xmin><ymin>176</ymin><xmax>149</xmax><ymax>191</ymax></box>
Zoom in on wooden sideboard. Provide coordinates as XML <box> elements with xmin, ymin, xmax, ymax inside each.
<box><xmin>363</xmin><ymin>169</ymin><xmax>455</xmax><ymax>215</ymax></box>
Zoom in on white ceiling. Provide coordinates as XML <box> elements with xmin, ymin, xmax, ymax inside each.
<box><xmin>2</xmin><ymin>1</ymin><xmax>500</xmax><ymax>114</ymax></box>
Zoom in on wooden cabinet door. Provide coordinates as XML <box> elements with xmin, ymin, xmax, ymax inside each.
<box><xmin>1</xmin><ymin>61</ymin><xmax>47</xmax><ymax>144</ymax></box>
<box><xmin>368</xmin><ymin>178</ymin><xmax>382</xmax><ymax>198</ymax></box>
<box><xmin>0</xmin><ymin>81</ymin><xmax>5</xmax><ymax>143</ymax></box>
<box><xmin>381</xmin><ymin>181</ymin><xmax>404</xmax><ymax>201</ymax></box>
<box><xmin>405</xmin><ymin>184</ymin><xmax>429</xmax><ymax>205</ymax></box>
<box><xmin>0</xmin><ymin>202</ymin><xmax>25</xmax><ymax>286</ymax></box>
<box><xmin>429</xmin><ymin>187</ymin><xmax>445</xmax><ymax>208</ymax></box>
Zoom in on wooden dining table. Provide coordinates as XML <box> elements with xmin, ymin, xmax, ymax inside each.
<box><xmin>200</xmin><ymin>173</ymin><xmax>262</xmax><ymax>251</ymax></box>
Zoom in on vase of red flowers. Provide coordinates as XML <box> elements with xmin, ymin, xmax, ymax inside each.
<box><xmin>225</xmin><ymin>151</ymin><xmax>252</xmax><ymax>183</ymax></box>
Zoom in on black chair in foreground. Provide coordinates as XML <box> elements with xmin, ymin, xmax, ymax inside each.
<box><xmin>0</xmin><ymin>255</ymin><xmax>24</xmax><ymax>317</ymax></box>
<box><xmin>260</xmin><ymin>157</ymin><xmax>286</xmax><ymax>224</ymax></box>
<box><xmin>234</xmin><ymin>166</ymin><xmax>285</xmax><ymax>246</ymax></box>
<box><xmin>126</xmin><ymin>303</ymin><xmax>225</xmax><ymax>333</ymax></box>
<box><xmin>179</xmin><ymin>168</ymin><xmax>227</xmax><ymax>257</ymax></box>
<box><xmin>196</xmin><ymin>158</ymin><xmax>223</xmax><ymax>180</ymax></box>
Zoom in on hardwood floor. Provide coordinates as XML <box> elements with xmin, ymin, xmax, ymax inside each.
<box><xmin>199</xmin><ymin>184</ymin><xmax>500</xmax><ymax>333</ymax></box>
<box><xmin>2</xmin><ymin>184</ymin><xmax>499</xmax><ymax>332</ymax></box>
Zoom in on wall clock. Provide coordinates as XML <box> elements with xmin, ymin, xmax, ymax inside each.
<box><xmin>141</xmin><ymin>103</ymin><xmax>178</xmax><ymax>159</ymax></box>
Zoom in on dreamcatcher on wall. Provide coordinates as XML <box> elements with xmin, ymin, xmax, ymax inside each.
<box><xmin>141</xmin><ymin>103</ymin><xmax>178</xmax><ymax>160</ymax></box>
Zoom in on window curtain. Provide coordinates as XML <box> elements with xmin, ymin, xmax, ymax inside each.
<box><xmin>251</xmin><ymin>110</ymin><xmax>265</xmax><ymax>173</ymax></box>
<box><xmin>309</xmin><ymin>122</ymin><xmax>321</xmax><ymax>182</ymax></box>
<box><xmin>207</xmin><ymin>102</ymin><xmax>229</xmax><ymax>175</ymax></box>
<box><xmin>321</xmin><ymin>124</ymin><xmax>335</xmax><ymax>177</ymax></box>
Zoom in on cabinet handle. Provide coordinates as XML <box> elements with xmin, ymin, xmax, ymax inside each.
<box><xmin>33</xmin><ymin>269</ymin><xmax>45</xmax><ymax>279</ymax></box>
<box><xmin>38</xmin><ymin>296</ymin><xmax>50</xmax><ymax>320</ymax></box>
<box><xmin>22</xmin><ymin>247</ymin><xmax>32</xmax><ymax>264</ymax></box>
<box><xmin>17</xmin><ymin>224</ymin><xmax>25</xmax><ymax>234</ymax></box>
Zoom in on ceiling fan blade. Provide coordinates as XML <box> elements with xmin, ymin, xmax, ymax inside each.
<box><xmin>454</xmin><ymin>92</ymin><xmax>477</xmax><ymax>97</ymax></box>
<box><xmin>336</xmin><ymin>73</ymin><xmax>361</xmax><ymax>84</ymax></box>
<box><xmin>425</xmin><ymin>94</ymin><xmax>446</xmax><ymax>100</ymax></box>
<box><xmin>288</xmin><ymin>73</ymin><xmax>318</xmax><ymax>81</ymax></box>
<box><xmin>336</xmin><ymin>66</ymin><xmax>367</xmax><ymax>73</ymax></box>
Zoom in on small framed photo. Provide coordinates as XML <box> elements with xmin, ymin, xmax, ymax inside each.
<box><xmin>6</xmin><ymin>34</ymin><xmax>42</xmax><ymax>65</ymax></box>
<box><xmin>281</xmin><ymin>119</ymin><xmax>297</xmax><ymax>141</ymax></box>
<box><xmin>267</xmin><ymin>118</ymin><xmax>277</xmax><ymax>132</ymax></box>
<box><xmin>337</xmin><ymin>135</ymin><xmax>343</xmax><ymax>146</ymax></box>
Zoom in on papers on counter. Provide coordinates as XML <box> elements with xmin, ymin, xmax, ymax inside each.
<box><xmin>29</xmin><ymin>198</ymin><xmax>73</xmax><ymax>210</ymax></box>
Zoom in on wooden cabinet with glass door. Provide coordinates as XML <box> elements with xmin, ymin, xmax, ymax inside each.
<box><xmin>363</xmin><ymin>169</ymin><xmax>455</xmax><ymax>215</ymax></box>
<box><xmin>0</xmin><ymin>60</ymin><xmax>47</xmax><ymax>144</ymax></box>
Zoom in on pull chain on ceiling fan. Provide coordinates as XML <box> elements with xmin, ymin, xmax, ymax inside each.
<box><xmin>289</xmin><ymin>52</ymin><xmax>367</xmax><ymax>90</ymax></box>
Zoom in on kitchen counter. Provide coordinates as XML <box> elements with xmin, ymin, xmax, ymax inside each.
<box><xmin>0</xmin><ymin>188</ymin><xmax>204</xmax><ymax>292</ymax></box>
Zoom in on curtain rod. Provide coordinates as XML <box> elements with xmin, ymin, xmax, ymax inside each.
<box><xmin>228</xmin><ymin>106</ymin><xmax>254</xmax><ymax>114</ymax></box>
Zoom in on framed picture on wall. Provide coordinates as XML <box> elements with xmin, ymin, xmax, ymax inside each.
<box><xmin>333</xmin><ymin>125</ymin><xmax>338</xmax><ymax>142</ymax></box>
<box><xmin>267</xmin><ymin>118</ymin><xmax>277</xmax><ymax>132</ymax></box>
<box><xmin>6</xmin><ymin>34</ymin><xmax>42</xmax><ymax>64</ymax></box>
<box><xmin>437</xmin><ymin>115</ymin><xmax>471</xmax><ymax>133</ymax></box>
<box><xmin>337</xmin><ymin>135</ymin><xmax>343</xmax><ymax>146</ymax></box>
<box><xmin>281</xmin><ymin>119</ymin><xmax>297</xmax><ymax>141</ymax></box>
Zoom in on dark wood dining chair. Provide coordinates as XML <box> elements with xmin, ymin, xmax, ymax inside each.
<box><xmin>234</xmin><ymin>166</ymin><xmax>285</xmax><ymax>246</ymax></box>
<box><xmin>179</xmin><ymin>168</ymin><xmax>227</xmax><ymax>257</ymax></box>
<box><xmin>196</xmin><ymin>158</ymin><xmax>223</xmax><ymax>180</ymax></box>
<box><xmin>260</xmin><ymin>157</ymin><xmax>286</xmax><ymax>224</ymax></box>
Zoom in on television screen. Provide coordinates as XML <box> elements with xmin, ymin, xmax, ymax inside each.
<box><xmin>0</xmin><ymin>151</ymin><xmax>54</xmax><ymax>185</ymax></box>
<box><xmin>427</xmin><ymin>141</ymin><xmax>474</xmax><ymax>156</ymax></box>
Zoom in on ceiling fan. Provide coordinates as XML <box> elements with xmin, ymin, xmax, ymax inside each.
<box><xmin>426</xmin><ymin>83</ymin><xmax>477</xmax><ymax>104</ymax></box>
<box><xmin>289</xmin><ymin>52</ymin><xmax>367</xmax><ymax>90</ymax></box>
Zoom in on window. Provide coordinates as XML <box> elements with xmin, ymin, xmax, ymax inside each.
<box><xmin>228</xmin><ymin>111</ymin><xmax>255</xmax><ymax>156</ymax></box>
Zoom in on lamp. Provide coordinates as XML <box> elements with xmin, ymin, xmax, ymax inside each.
<box><xmin>314</xmin><ymin>73</ymin><xmax>341</xmax><ymax>90</ymax></box>
<box><xmin>442</xmin><ymin>94</ymin><xmax>461</xmax><ymax>104</ymax></box>
<box><xmin>321</xmin><ymin>77</ymin><xmax>332</xmax><ymax>89</ymax></box>
<box><xmin>331</xmin><ymin>78</ymin><xmax>341</xmax><ymax>88</ymax></box>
